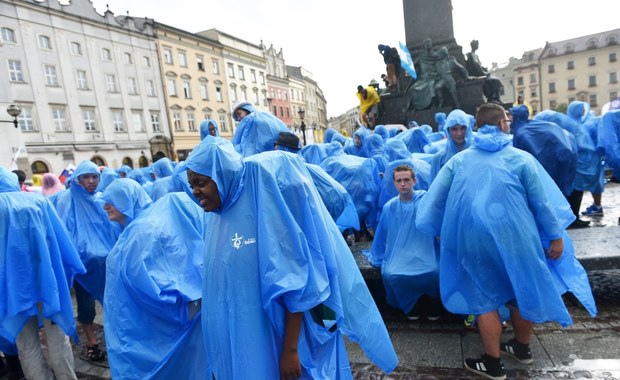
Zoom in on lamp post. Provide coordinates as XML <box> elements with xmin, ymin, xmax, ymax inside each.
<box><xmin>298</xmin><ymin>108</ymin><xmax>306</xmax><ymax>146</ymax></box>
<box><xmin>2</xmin><ymin>105</ymin><xmax>21</xmax><ymax>128</ymax></box>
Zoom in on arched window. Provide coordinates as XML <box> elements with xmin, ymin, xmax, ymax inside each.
<box><xmin>91</xmin><ymin>155</ymin><xmax>106</xmax><ymax>167</ymax></box>
<box><xmin>31</xmin><ymin>160</ymin><xmax>49</xmax><ymax>175</ymax></box>
<box><xmin>139</xmin><ymin>155</ymin><xmax>149</xmax><ymax>168</ymax></box>
<box><xmin>122</xmin><ymin>157</ymin><xmax>134</xmax><ymax>168</ymax></box>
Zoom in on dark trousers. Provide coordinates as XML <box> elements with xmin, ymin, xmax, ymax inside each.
<box><xmin>566</xmin><ymin>189</ymin><xmax>584</xmax><ymax>218</ymax></box>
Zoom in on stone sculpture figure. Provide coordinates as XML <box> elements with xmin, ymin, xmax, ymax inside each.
<box><xmin>466</xmin><ymin>40</ymin><xmax>504</xmax><ymax>102</ymax></box>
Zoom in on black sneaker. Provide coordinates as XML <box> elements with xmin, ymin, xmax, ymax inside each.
<box><xmin>501</xmin><ymin>338</ymin><xmax>533</xmax><ymax>364</ymax></box>
<box><xmin>464</xmin><ymin>354</ymin><xmax>506</xmax><ymax>380</ymax></box>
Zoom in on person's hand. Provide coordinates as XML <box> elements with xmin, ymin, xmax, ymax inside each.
<box><xmin>279</xmin><ymin>349</ymin><xmax>301</xmax><ymax>380</ymax></box>
<box><xmin>545</xmin><ymin>237</ymin><xmax>564</xmax><ymax>259</ymax></box>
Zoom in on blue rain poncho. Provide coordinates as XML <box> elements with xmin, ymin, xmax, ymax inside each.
<box><xmin>416</xmin><ymin>126</ymin><xmax>596</xmax><ymax>326</ymax></box>
<box><xmin>378</xmin><ymin>158</ymin><xmax>431</xmax><ymax>214</ymax></box>
<box><xmin>392</xmin><ymin>127</ymin><xmax>430</xmax><ymax>153</ymax></box>
<box><xmin>104</xmin><ymin>192</ymin><xmax>207</xmax><ymax>379</ymax></box>
<box><xmin>429</xmin><ymin>109</ymin><xmax>473</xmax><ymax>183</ymax></box>
<box><xmin>97</xmin><ymin>167</ymin><xmax>119</xmax><ymax>192</ymax></box>
<box><xmin>324</xmin><ymin>128</ymin><xmax>338</xmax><ymax>143</ymax></box>
<box><xmin>0</xmin><ymin>168</ymin><xmax>86</xmax><ymax>351</ymax></box>
<box><xmin>374</xmin><ymin>125</ymin><xmax>389</xmax><ymax>141</ymax></box>
<box><xmin>232</xmin><ymin>111</ymin><xmax>288</xmax><ymax>157</ymax></box>
<box><xmin>49</xmin><ymin>161</ymin><xmax>120</xmax><ymax>301</ymax></box>
<box><xmin>301</xmin><ymin>143</ymin><xmax>329</xmax><ymax>165</ymax></box>
<box><xmin>96</xmin><ymin>178</ymin><xmax>152</xmax><ymax>228</ymax></box>
<box><xmin>435</xmin><ymin>112</ymin><xmax>447</xmax><ymax>132</ymax></box>
<box><xmin>128</xmin><ymin>168</ymin><xmax>148</xmax><ymax>184</ymax></box>
<box><xmin>344</xmin><ymin>127</ymin><xmax>370</xmax><ymax>157</ymax></box>
<box><xmin>118</xmin><ymin>164</ymin><xmax>132</xmax><ymax>177</ymax></box>
<box><xmin>368</xmin><ymin>190</ymin><xmax>439</xmax><ymax>313</ymax></box>
<box><xmin>366</xmin><ymin>134</ymin><xmax>388</xmax><ymax>176</ymax></box>
<box><xmin>305</xmin><ymin>163</ymin><xmax>360</xmax><ymax>233</ymax></box>
<box><xmin>511</xmin><ymin>105</ymin><xmax>578</xmax><ymax>196</ymax></box>
<box><xmin>199</xmin><ymin>118</ymin><xmax>220</xmax><ymax>139</ymax></box>
<box><xmin>599</xmin><ymin>110</ymin><xmax>620</xmax><ymax>173</ymax></box>
<box><xmin>150</xmin><ymin>157</ymin><xmax>174</xmax><ymax>179</ymax></box>
<box><xmin>321</xmin><ymin>154</ymin><xmax>381</xmax><ymax>229</ymax></box>
<box><xmin>186</xmin><ymin>137</ymin><xmax>397</xmax><ymax>378</ymax></box>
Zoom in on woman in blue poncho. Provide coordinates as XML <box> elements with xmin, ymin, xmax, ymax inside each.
<box><xmin>186</xmin><ymin>136</ymin><xmax>397</xmax><ymax>379</ymax></box>
<box><xmin>417</xmin><ymin>103</ymin><xmax>596</xmax><ymax>380</ymax></box>
<box><xmin>428</xmin><ymin>109</ymin><xmax>473</xmax><ymax>183</ymax></box>
<box><xmin>101</xmin><ymin>179</ymin><xmax>208</xmax><ymax>379</ymax></box>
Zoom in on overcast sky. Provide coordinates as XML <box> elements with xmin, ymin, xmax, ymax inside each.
<box><xmin>92</xmin><ymin>0</ymin><xmax>619</xmax><ymax>118</ymax></box>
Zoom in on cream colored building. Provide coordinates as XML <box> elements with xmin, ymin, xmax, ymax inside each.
<box><xmin>1</xmin><ymin>0</ymin><xmax>170</xmax><ymax>175</ymax></box>
<box><xmin>154</xmin><ymin>23</ymin><xmax>230</xmax><ymax>161</ymax></box>
<box><xmin>540</xmin><ymin>29</ymin><xmax>620</xmax><ymax>114</ymax></box>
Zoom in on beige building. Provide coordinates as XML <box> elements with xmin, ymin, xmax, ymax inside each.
<box><xmin>154</xmin><ymin>22</ymin><xmax>230</xmax><ymax>161</ymax></box>
<box><xmin>512</xmin><ymin>49</ymin><xmax>544</xmax><ymax>113</ymax></box>
<box><xmin>540</xmin><ymin>29</ymin><xmax>620</xmax><ymax>114</ymax></box>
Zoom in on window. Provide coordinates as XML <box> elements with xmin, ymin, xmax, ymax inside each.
<box><xmin>272</xmin><ymin>105</ymin><xmax>277</xmax><ymax>115</ymax></box>
<box><xmin>173</xmin><ymin>112</ymin><xmax>183</xmax><ymax>131</ymax></box>
<box><xmin>589</xmin><ymin>94</ymin><xmax>597</xmax><ymax>107</ymax></box>
<box><xmin>529</xmin><ymin>74</ymin><xmax>537</xmax><ymax>84</ymax></box>
<box><xmin>611</xmin><ymin>91</ymin><xmax>618</xmax><ymax>102</ymax></box>
<box><xmin>216</xmin><ymin>86</ymin><xmax>223</xmax><ymax>102</ymax></box>
<box><xmin>567</xmin><ymin>61</ymin><xmax>575</xmax><ymax>70</ymax></box>
<box><xmin>610</xmin><ymin>72</ymin><xmax>618</xmax><ymax>84</ymax></box>
<box><xmin>178</xmin><ymin>51</ymin><xmax>187</xmax><ymax>67</ymax></box>
<box><xmin>31</xmin><ymin>161</ymin><xmax>49</xmax><ymax>175</ymax></box>
<box><xmin>112</xmin><ymin>110</ymin><xmax>125</xmax><ymax>132</ymax></box>
<box><xmin>163</xmin><ymin>48</ymin><xmax>173</xmax><ymax>64</ymax></box>
<box><xmin>44</xmin><ymin>65</ymin><xmax>58</xmax><ymax>86</ymax></box>
<box><xmin>183</xmin><ymin>81</ymin><xmax>192</xmax><ymax>99</ymax></box>
<box><xmin>105</xmin><ymin>74</ymin><xmax>117</xmax><ymax>92</ymax></box>
<box><xmin>146</xmin><ymin>80</ymin><xmax>155</xmax><ymax>96</ymax></box>
<box><xmin>227</xmin><ymin>63</ymin><xmax>235</xmax><ymax>78</ymax></box>
<box><xmin>238</xmin><ymin>66</ymin><xmax>245</xmax><ymax>80</ymax></box>
<box><xmin>123</xmin><ymin>52</ymin><xmax>133</xmax><ymax>64</ymax></box>
<box><xmin>549</xmin><ymin>100</ymin><xmax>557</xmax><ymax>110</ymax></box>
<box><xmin>187</xmin><ymin>112</ymin><xmax>195</xmax><ymax>131</ymax></box>
<box><xmin>8</xmin><ymin>60</ymin><xmax>23</xmax><ymax>82</ymax></box>
<box><xmin>143</xmin><ymin>56</ymin><xmax>151</xmax><ymax>67</ymax></box>
<box><xmin>549</xmin><ymin>82</ymin><xmax>556</xmax><ymax>93</ymax></box>
<box><xmin>241</xmin><ymin>88</ymin><xmax>247</xmax><ymax>101</ymax></box>
<box><xmin>279</xmin><ymin>106</ymin><xmax>284</xmax><ymax>117</ymax></box>
<box><xmin>200</xmin><ymin>83</ymin><xmax>209</xmax><ymax>100</ymax></box>
<box><xmin>286</xmin><ymin>107</ymin><xmax>290</xmax><ymax>117</ymax></box>
<box><xmin>203</xmin><ymin>111</ymin><xmax>211</xmax><ymax>120</ymax></box>
<box><xmin>17</xmin><ymin>106</ymin><xmax>34</xmax><ymax>131</ymax></box>
<box><xmin>52</xmin><ymin>107</ymin><xmax>68</xmax><ymax>131</ymax></box>
<box><xmin>212</xmin><ymin>59</ymin><xmax>220</xmax><ymax>74</ymax></box>
<box><xmin>70</xmin><ymin>41</ymin><xmax>82</xmax><ymax>55</ymax></box>
<box><xmin>132</xmin><ymin>111</ymin><xmax>144</xmax><ymax>132</ymax></box>
<box><xmin>589</xmin><ymin>75</ymin><xmax>597</xmax><ymax>87</ymax></box>
<box><xmin>197</xmin><ymin>56</ymin><xmax>205</xmax><ymax>71</ymax></box>
<box><xmin>530</xmin><ymin>87</ymin><xmax>537</xmax><ymax>98</ymax></box>
<box><xmin>101</xmin><ymin>48</ymin><xmax>112</xmax><ymax>61</ymax></box>
<box><xmin>610</xmin><ymin>53</ymin><xmax>617</xmax><ymax>63</ymax></box>
<box><xmin>219</xmin><ymin>114</ymin><xmax>227</xmax><ymax>132</ymax></box>
<box><xmin>588</xmin><ymin>57</ymin><xmax>596</xmax><ymax>66</ymax></box>
<box><xmin>517</xmin><ymin>76</ymin><xmax>524</xmax><ymax>86</ymax></box>
<box><xmin>253</xmin><ymin>90</ymin><xmax>259</xmax><ymax>105</ymax></box>
<box><xmin>1</xmin><ymin>27</ymin><xmax>16</xmax><ymax>43</ymax></box>
<box><xmin>251</xmin><ymin>69</ymin><xmax>257</xmax><ymax>83</ymax></box>
<box><xmin>168</xmin><ymin>79</ymin><xmax>177</xmax><ymax>96</ymax></box>
<box><xmin>568</xmin><ymin>79</ymin><xmax>576</xmax><ymax>90</ymax></box>
<box><xmin>82</xmin><ymin>108</ymin><xmax>97</xmax><ymax>132</ymax></box>
<box><xmin>259</xmin><ymin>72</ymin><xmax>265</xmax><ymax>85</ymax></box>
<box><xmin>230</xmin><ymin>87</ymin><xmax>237</xmax><ymax>102</ymax></box>
<box><xmin>38</xmin><ymin>35</ymin><xmax>52</xmax><ymax>50</ymax></box>
<box><xmin>127</xmin><ymin>77</ymin><xmax>138</xmax><ymax>94</ymax></box>
<box><xmin>150</xmin><ymin>112</ymin><xmax>161</xmax><ymax>133</ymax></box>
<box><xmin>76</xmin><ymin>70</ymin><xmax>88</xmax><ymax>89</ymax></box>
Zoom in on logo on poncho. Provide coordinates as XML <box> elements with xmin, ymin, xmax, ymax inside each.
<box><xmin>231</xmin><ymin>233</ymin><xmax>256</xmax><ymax>249</ymax></box>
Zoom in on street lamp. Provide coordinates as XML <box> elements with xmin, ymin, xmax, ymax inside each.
<box><xmin>298</xmin><ymin>108</ymin><xmax>306</xmax><ymax>146</ymax></box>
<box><xmin>2</xmin><ymin>105</ymin><xmax>21</xmax><ymax>128</ymax></box>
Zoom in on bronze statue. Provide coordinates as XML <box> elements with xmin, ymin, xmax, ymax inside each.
<box><xmin>466</xmin><ymin>40</ymin><xmax>504</xmax><ymax>102</ymax></box>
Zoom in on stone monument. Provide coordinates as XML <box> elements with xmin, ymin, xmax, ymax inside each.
<box><xmin>377</xmin><ymin>0</ymin><xmax>496</xmax><ymax>129</ymax></box>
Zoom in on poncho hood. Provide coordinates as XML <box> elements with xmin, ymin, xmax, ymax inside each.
<box><xmin>186</xmin><ymin>136</ymin><xmax>244</xmax><ymax>214</ymax></box>
<box><xmin>473</xmin><ymin>125</ymin><xmax>511</xmax><ymax>152</ymax></box>
<box><xmin>199</xmin><ymin>119</ymin><xmax>219</xmax><ymax>139</ymax></box>
<box><xmin>97</xmin><ymin>178</ymin><xmax>152</xmax><ymax>227</ymax></box>
<box><xmin>0</xmin><ymin>167</ymin><xmax>19</xmax><ymax>193</ymax></box>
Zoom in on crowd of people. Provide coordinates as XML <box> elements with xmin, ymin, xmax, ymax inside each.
<box><xmin>1</xmin><ymin>98</ymin><xmax>618</xmax><ymax>379</ymax></box>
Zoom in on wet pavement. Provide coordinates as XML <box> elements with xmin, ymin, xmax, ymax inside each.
<box><xmin>46</xmin><ymin>183</ymin><xmax>620</xmax><ymax>379</ymax></box>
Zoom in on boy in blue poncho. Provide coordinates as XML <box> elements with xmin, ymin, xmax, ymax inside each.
<box><xmin>49</xmin><ymin>161</ymin><xmax>120</xmax><ymax>362</ymax></box>
<box><xmin>0</xmin><ymin>167</ymin><xmax>85</xmax><ymax>379</ymax></box>
<box><xmin>369</xmin><ymin>165</ymin><xmax>440</xmax><ymax>321</ymax></box>
<box><xmin>186</xmin><ymin>136</ymin><xmax>397</xmax><ymax>379</ymax></box>
<box><xmin>417</xmin><ymin>103</ymin><xmax>596</xmax><ymax>380</ymax></box>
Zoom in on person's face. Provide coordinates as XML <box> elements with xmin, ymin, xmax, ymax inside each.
<box><xmin>354</xmin><ymin>135</ymin><xmax>361</xmax><ymax>147</ymax></box>
<box><xmin>187</xmin><ymin>170</ymin><xmax>222</xmax><ymax>213</ymax></box>
<box><xmin>103</xmin><ymin>203</ymin><xmax>126</xmax><ymax>226</ymax></box>
<box><xmin>234</xmin><ymin>109</ymin><xmax>249</xmax><ymax>121</ymax></box>
<box><xmin>209</xmin><ymin>124</ymin><xmax>217</xmax><ymax>136</ymax></box>
<box><xmin>393</xmin><ymin>170</ymin><xmax>415</xmax><ymax>196</ymax></box>
<box><xmin>499</xmin><ymin>117</ymin><xmax>511</xmax><ymax>134</ymax></box>
<box><xmin>448</xmin><ymin>125</ymin><xmax>467</xmax><ymax>148</ymax></box>
<box><xmin>119</xmin><ymin>172</ymin><xmax>127</xmax><ymax>178</ymax></box>
<box><xmin>78</xmin><ymin>173</ymin><xmax>99</xmax><ymax>193</ymax></box>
